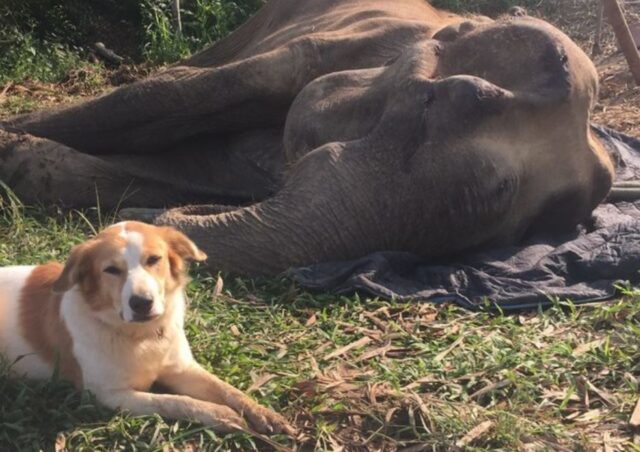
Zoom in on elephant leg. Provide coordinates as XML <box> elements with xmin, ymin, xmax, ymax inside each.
<box><xmin>2</xmin><ymin>23</ymin><xmax>428</xmax><ymax>157</ymax></box>
<box><xmin>0</xmin><ymin>130</ymin><xmax>186</xmax><ymax>207</ymax></box>
<box><xmin>0</xmin><ymin>129</ymin><xmax>284</xmax><ymax>208</ymax></box>
<box><xmin>1</xmin><ymin>55</ymin><xmax>296</xmax><ymax>155</ymax></box>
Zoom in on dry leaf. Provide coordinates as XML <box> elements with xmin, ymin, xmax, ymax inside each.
<box><xmin>454</xmin><ymin>420</ymin><xmax>494</xmax><ymax>448</ymax></box>
<box><xmin>248</xmin><ymin>373</ymin><xmax>277</xmax><ymax>393</ymax></box>
<box><xmin>630</xmin><ymin>397</ymin><xmax>640</xmax><ymax>427</ymax></box>
<box><xmin>573</xmin><ymin>408</ymin><xmax>602</xmax><ymax>424</ymax></box>
<box><xmin>276</xmin><ymin>345</ymin><xmax>288</xmax><ymax>359</ymax></box>
<box><xmin>314</xmin><ymin>341</ymin><xmax>332</xmax><ymax>355</ymax></box>
<box><xmin>385</xmin><ymin>407</ymin><xmax>399</xmax><ymax>424</ymax></box>
<box><xmin>308</xmin><ymin>354</ymin><xmax>321</xmax><ymax>375</ymax></box>
<box><xmin>403</xmin><ymin>375</ymin><xmax>439</xmax><ymax>390</ymax></box>
<box><xmin>355</xmin><ymin>343</ymin><xmax>392</xmax><ymax>362</ymax></box>
<box><xmin>324</xmin><ymin>336</ymin><xmax>372</xmax><ymax>360</ymax></box>
<box><xmin>212</xmin><ymin>275</ymin><xmax>224</xmax><ymax>297</ymax></box>
<box><xmin>434</xmin><ymin>336</ymin><xmax>464</xmax><ymax>362</ymax></box>
<box><xmin>305</xmin><ymin>313</ymin><xmax>317</xmax><ymax>327</ymax></box>
<box><xmin>573</xmin><ymin>339</ymin><xmax>605</xmax><ymax>356</ymax></box>
<box><xmin>470</xmin><ymin>379</ymin><xmax>512</xmax><ymax>400</ymax></box>
<box><xmin>55</xmin><ymin>433</ymin><xmax>66</xmax><ymax>452</ymax></box>
<box><xmin>0</xmin><ymin>82</ymin><xmax>13</xmax><ymax>102</ymax></box>
<box><xmin>230</xmin><ymin>325</ymin><xmax>241</xmax><ymax>336</ymax></box>
<box><xmin>362</xmin><ymin>311</ymin><xmax>388</xmax><ymax>332</ymax></box>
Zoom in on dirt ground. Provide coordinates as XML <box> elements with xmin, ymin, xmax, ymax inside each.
<box><xmin>542</xmin><ymin>0</ymin><xmax>640</xmax><ymax>137</ymax></box>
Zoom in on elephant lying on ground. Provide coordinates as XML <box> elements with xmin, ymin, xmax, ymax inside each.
<box><xmin>0</xmin><ymin>0</ymin><xmax>616</xmax><ymax>275</ymax></box>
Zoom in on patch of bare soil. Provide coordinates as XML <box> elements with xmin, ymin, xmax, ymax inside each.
<box><xmin>541</xmin><ymin>0</ymin><xmax>640</xmax><ymax>137</ymax></box>
<box><xmin>0</xmin><ymin>64</ymin><xmax>152</xmax><ymax>120</ymax></box>
<box><xmin>594</xmin><ymin>54</ymin><xmax>640</xmax><ymax>137</ymax></box>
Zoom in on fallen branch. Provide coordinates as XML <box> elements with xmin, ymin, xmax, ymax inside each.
<box><xmin>93</xmin><ymin>42</ymin><xmax>124</xmax><ymax>65</ymax></box>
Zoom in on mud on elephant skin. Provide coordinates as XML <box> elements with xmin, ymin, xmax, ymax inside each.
<box><xmin>0</xmin><ymin>0</ymin><xmax>615</xmax><ymax>276</ymax></box>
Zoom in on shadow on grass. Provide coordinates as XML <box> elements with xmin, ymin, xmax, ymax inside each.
<box><xmin>0</xmin><ymin>371</ymin><xmax>112</xmax><ymax>450</ymax></box>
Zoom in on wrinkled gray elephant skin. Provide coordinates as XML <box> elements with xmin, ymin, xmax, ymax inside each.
<box><xmin>0</xmin><ymin>0</ymin><xmax>615</xmax><ymax>276</ymax></box>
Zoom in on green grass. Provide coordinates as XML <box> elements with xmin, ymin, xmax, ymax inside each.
<box><xmin>1</xmin><ymin>195</ymin><xmax>640</xmax><ymax>450</ymax></box>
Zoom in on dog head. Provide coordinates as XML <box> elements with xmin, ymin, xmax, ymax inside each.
<box><xmin>52</xmin><ymin>221</ymin><xmax>207</xmax><ymax>324</ymax></box>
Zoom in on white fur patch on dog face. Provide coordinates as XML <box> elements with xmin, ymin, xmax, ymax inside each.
<box><xmin>119</xmin><ymin>230</ymin><xmax>164</xmax><ymax>323</ymax></box>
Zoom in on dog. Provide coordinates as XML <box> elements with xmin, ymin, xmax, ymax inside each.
<box><xmin>0</xmin><ymin>221</ymin><xmax>293</xmax><ymax>435</ymax></box>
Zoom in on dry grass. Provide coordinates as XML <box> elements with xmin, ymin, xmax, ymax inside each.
<box><xmin>537</xmin><ymin>0</ymin><xmax>640</xmax><ymax>137</ymax></box>
<box><xmin>0</xmin><ymin>64</ymin><xmax>151</xmax><ymax>119</ymax></box>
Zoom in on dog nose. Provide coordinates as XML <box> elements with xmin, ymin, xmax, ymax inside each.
<box><xmin>129</xmin><ymin>295</ymin><xmax>153</xmax><ymax>314</ymax></box>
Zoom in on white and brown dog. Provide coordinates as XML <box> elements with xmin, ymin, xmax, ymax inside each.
<box><xmin>0</xmin><ymin>221</ymin><xmax>292</xmax><ymax>435</ymax></box>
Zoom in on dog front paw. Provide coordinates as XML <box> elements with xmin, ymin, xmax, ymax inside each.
<box><xmin>241</xmin><ymin>403</ymin><xmax>296</xmax><ymax>436</ymax></box>
<box><xmin>203</xmin><ymin>404</ymin><xmax>248</xmax><ymax>433</ymax></box>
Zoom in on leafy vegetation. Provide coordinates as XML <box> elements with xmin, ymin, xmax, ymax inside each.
<box><xmin>0</xmin><ymin>0</ymin><xmax>261</xmax><ymax>83</ymax></box>
<box><xmin>0</xmin><ymin>28</ymin><xmax>86</xmax><ymax>85</ymax></box>
<box><xmin>0</xmin><ymin>0</ymin><xmax>136</xmax><ymax>84</ymax></box>
<box><xmin>141</xmin><ymin>0</ymin><xmax>262</xmax><ymax>64</ymax></box>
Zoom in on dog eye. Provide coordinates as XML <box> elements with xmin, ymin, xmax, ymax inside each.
<box><xmin>104</xmin><ymin>266</ymin><xmax>122</xmax><ymax>275</ymax></box>
<box><xmin>146</xmin><ymin>255</ymin><xmax>161</xmax><ymax>266</ymax></box>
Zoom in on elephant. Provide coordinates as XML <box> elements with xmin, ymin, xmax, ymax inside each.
<box><xmin>0</xmin><ymin>0</ymin><xmax>617</xmax><ymax>276</ymax></box>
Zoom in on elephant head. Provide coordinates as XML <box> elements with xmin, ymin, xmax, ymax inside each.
<box><xmin>154</xmin><ymin>15</ymin><xmax>613</xmax><ymax>275</ymax></box>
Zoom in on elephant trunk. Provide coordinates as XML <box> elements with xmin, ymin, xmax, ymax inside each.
<box><xmin>155</xmin><ymin>198</ymin><xmax>340</xmax><ymax>276</ymax></box>
<box><xmin>154</xmin><ymin>143</ymin><xmax>386</xmax><ymax>276</ymax></box>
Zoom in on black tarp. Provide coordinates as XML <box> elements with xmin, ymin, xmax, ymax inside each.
<box><xmin>291</xmin><ymin>126</ymin><xmax>640</xmax><ymax>310</ymax></box>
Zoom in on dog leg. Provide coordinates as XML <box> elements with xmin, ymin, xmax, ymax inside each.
<box><xmin>98</xmin><ymin>389</ymin><xmax>247</xmax><ymax>432</ymax></box>
<box><xmin>158</xmin><ymin>364</ymin><xmax>295</xmax><ymax>435</ymax></box>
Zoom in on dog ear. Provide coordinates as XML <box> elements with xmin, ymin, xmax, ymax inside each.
<box><xmin>52</xmin><ymin>242</ymin><xmax>91</xmax><ymax>293</ymax></box>
<box><xmin>161</xmin><ymin>227</ymin><xmax>207</xmax><ymax>263</ymax></box>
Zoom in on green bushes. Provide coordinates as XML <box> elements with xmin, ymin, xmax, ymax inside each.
<box><xmin>0</xmin><ymin>1</ymin><xmax>86</xmax><ymax>84</ymax></box>
<box><xmin>0</xmin><ymin>0</ymin><xmax>262</xmax><ymax>84</ymax></box>
<box><xmin>0</xmin><ymin>28</ymin><xmax>86</xmax><ymax>84</ymax></box>
<box><xmin>141</xmin><ymin>0</ymin><xmax>263</xmax><ymax>64</ymax></box>
<box><xmin>0</xmin><ymin>0</ymin><xmax>141</xmax><ymax>84</ymax></box>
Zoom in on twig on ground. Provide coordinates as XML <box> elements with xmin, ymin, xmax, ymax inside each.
<box><xmin>453</xmin><ymin>420</ymin><xmax>495</xmax><ymax>450</ymax></box>
<box><xmin>324</xmin><ymin>336</ymin><xmax>372</xmax><ymax>360</ymax></box>
<box><xmin>470</xmin><ymin>379</ymin><xmax>512</xmax><ymax>400</ymax></box>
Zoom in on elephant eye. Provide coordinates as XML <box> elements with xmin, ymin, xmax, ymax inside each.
<box><xmin>146</xmin><ymin>255</ymin><xmax>161</xmax><ymax>266</ymax></box>
<box><xmin>104</xmin><ymin>266</ymin><xmax>122</xmax><ymax>275</ymax></box>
